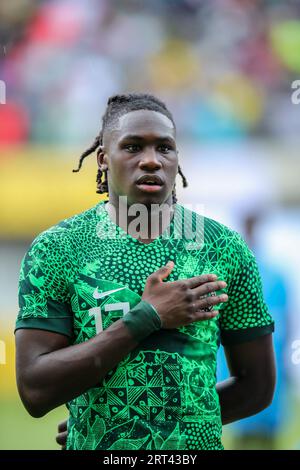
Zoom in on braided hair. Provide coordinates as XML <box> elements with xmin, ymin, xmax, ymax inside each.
<box><xmin>73</xmin><ymin>93</ymin><xmax>188</xmax><ymax>203</ymax></box>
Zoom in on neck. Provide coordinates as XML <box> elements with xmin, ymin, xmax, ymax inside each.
<box><xmin>105</xmin><ymin>195</ymin><xmax>175</xmax><ymax>243</ymax></box>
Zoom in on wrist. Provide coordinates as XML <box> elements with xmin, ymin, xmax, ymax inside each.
<box><xmin>122</xmin><ymin>300</ymin><xmax>161</xmax><ymax>341</ymax></box>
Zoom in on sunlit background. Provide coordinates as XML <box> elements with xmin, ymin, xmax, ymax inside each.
<box><xmin>0</xmin><ymin>0</ymin><xmax>300</xmax><ymax>450</ymax></box>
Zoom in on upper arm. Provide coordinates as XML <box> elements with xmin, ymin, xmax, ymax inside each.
<box><xmin>16</xmin><ymin>232</ymin><xmax>74</xmax><ymax>338</ymax></box>
<box><xmin>15</xmin><ymin>232</ymin><xmax>76</xmax><ymax>416</ymax></box>
<box><xmin>224</xmin><ymin>334</ymin><xmax>276</xmax><ymax>400</ymax></box>
<box><xmin>15</xmin><ymin>329</ymin><xmax>71</xmax><ymax>418</ymax></box>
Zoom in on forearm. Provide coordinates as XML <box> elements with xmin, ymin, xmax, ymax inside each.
<box><xmin>22</xmin><ymin>318</ymin><xmax>139</xmax><ymax>416</ymax></box>
<box><xmin>19</xmin><ymin>300</ymin><xmax>161</xmax><ymax>417</ymax></box>
<box><xmin>216</xmin><ymin>376</ymin><xmax>271</xmax><ymax>425</ymax></box>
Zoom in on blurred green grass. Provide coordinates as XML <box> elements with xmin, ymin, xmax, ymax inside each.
<box><xmin>0</xmin><ymin>399</ymin><xmax>66</xmax><ymax>450</ymax></box>
<box><xmin>222</xmin><ymin>390</ymin><xmax>300</xmax><ymax>450</ymax></box>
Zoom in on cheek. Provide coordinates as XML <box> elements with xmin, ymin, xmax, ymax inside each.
<box><xmin>166</xmin><ymin>161</ymin><xmax>178</xmax><ymax>182</ymax></box>
<box><xmin>108</xmin><ymin>159</ymin><xmax>132</xmax><ymax>187</ymax></box>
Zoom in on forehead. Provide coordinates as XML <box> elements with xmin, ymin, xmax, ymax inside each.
<box><xmin>116</xmin><ymin>110</ymin><xmax>175</xmax><ymax>140</ymax></box>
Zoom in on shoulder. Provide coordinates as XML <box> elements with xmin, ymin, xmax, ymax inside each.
<box><xmin>27</xmin><ymin>202</ymin><xmax>103</xmax><ymax>258</ymax></box>
<box><xmin>177</xmin><ymin>203</ymin><xmax>250</xmax><ymax>255</ymax></box>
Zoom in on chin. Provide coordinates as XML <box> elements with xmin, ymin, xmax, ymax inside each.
<box><xmin>130</xmin><ymin>193</ymin><xmax>169</xmax><ymax>207</ymax></box>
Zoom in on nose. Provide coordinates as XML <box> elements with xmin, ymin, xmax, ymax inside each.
<box><xmin>139</xmin><ymin>147</ymin><xmax>162</xmax><ymax>171</ymax></box>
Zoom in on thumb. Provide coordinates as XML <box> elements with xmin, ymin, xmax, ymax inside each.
<box><xmin>155</xmin><ymin>260</ymin><xmax>175</xmax><ymax>282</ymax></box>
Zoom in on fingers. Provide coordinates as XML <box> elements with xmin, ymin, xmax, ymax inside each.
<box><xmin>56</xmin><ymin>430</ymin><xmax>67</xmax><ymax>447</ymax></box>
<box><xmin>56</xmin><ymin>419</ymin><xmax>68</xmax><ymax>449</ymax></box>
<box><xmin>192</xmin><ymin>280</ymin><xmax>227</xmax><ymax>297</ymax></box>
<box><xmin>148</xmin><ymin>261</ymin><xmax>174</xmax><ymax>284</ymax></box>
<box><xmin>192</xmin><ymin>310</ymin><xmax>220</xmax><ymax>321</ymax></box>
<box><xmin>195</xmin><ymin>293</ymin><xmax>228</xmax><ymax>313</ymax></box>
<box><xmin>58</xmin><ymin>419</ymin><xmax>68</xmax><ymax>433</ymax></box>
<box><xmin>186</xmin><ymin>294</ymin><xmax>228</xmax><ymax>324</ymax></box>
<box><xmin>185</xmin><ymin>273</ymin><xmax>218</xmax><ymax>289</ymax></box>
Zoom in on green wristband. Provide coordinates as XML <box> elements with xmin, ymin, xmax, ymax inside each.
<box><xmin>122</xmin><ymin>300</ymin><xmax>162</xmax><ymax>341</ymax></box>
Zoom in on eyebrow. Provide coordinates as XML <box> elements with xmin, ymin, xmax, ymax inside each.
<box><xmin>119</xmin><ymin>134</ymin><xmax>176</xmax><ymax>145</ymax></box>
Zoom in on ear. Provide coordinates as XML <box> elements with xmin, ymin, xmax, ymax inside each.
<box><xmin>97</xmin><ymin>146</ymin><xmax>108</xmax><ymax>171</ymax></box>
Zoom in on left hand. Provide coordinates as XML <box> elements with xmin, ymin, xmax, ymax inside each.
<box><xmin>56</xmin><ymin>419</ymin><xmax>68</xmax><ymax>450</ymax></box>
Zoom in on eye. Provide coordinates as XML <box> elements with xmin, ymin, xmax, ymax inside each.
<box><xmin>124</xmin><ymin>144</ymin><xmax>141</xmax><ymax>153</ymax></box>
<box><xmin>158</xmin><ymin>145</ymin><xmax>172</xmax><ymax>154</ymax></box>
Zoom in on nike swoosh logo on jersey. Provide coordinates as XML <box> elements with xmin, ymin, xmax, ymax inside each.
<box><xmin>93</xmin><ymin>286</ymin><xmax>126</xmax><ymax>300</ymax></box>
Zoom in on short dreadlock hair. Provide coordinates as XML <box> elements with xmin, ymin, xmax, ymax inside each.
<box><xmin>73</xmin><ymin>93</ymin><xmax>188</xmax><ymax>203</ymax></box>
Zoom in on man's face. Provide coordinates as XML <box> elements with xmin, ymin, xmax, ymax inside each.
<box><xmin>98</xmin><ymin>110</ymin><xmax>178</xmax><ymax>206</ymax></box>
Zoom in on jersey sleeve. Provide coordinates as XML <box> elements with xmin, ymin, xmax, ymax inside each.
<box><xmin>219</xmin><ymin>231</ymin><xmax>274</xmax><ymax>346</ymax></box>
<box><xmin>15</xmin><ymin>231</ymin><xmax>73</xmax><ymax>338</ymax></box>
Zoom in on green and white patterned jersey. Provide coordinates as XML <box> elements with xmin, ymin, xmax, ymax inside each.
<box><xmin>16</xmin><ymin>201</ymin><xmax>274</xmax><ymax>450</ymax></box>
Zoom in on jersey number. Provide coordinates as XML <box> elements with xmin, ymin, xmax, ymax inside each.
<box><xmin>88</xmin><ymin>302</ymin><xmax>130</xmax><ymax>334</ymax></box>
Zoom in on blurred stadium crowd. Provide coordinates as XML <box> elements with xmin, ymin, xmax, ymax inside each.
<box><xmin>1</xmin><ymin>0</ymin><xmax>300</xmax><ymax>145</ymax></box>
<box><xmin>0</xmin><ymin>0</ymin><xmax>300</xmax><ymax>450</ymax></box>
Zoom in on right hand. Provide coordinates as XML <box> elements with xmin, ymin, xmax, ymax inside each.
<box><xmin>142</xmin><ymin>261</ymin><xmax>228</xmax><ymax>329</ymax></box>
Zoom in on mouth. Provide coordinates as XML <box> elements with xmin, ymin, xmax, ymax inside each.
<box><xmin>135</xmin><ymin>175</ymin><xmax>164</xmax><ymax>193</ymax></box>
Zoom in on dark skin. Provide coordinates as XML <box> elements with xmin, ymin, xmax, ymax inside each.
<box><xmin>102</xmin><ymin>110</ymin><xmax>178</xmax><ymax>208</ymax></box>
<box><xmin>100</xmin><ymin>110</ymin><xmax>179</xmax><ymax>242</ymax></box>
<box><xmin>15</xmin><ymin>110</ymin><xmax>275</xmax><ymax>449</ymax></box>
